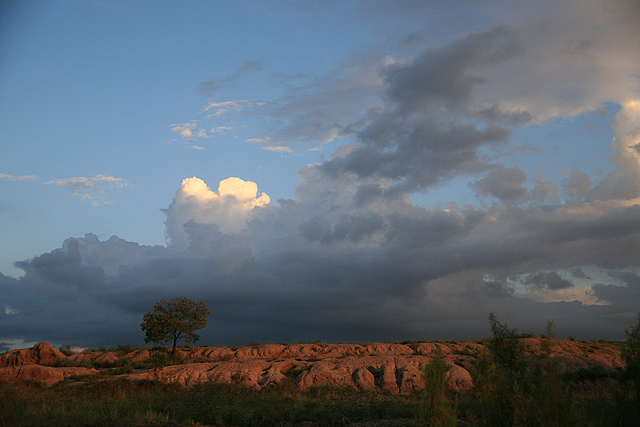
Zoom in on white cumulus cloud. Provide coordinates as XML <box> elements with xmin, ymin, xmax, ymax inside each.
<box><xmin>163</xmin><ymin>177</ymin><xmax>271</xmax><ymax>250</ymax></box>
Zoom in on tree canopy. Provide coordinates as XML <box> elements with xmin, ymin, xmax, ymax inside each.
<box><xmin>140</xmin><ymin>296</ymin><xmax>210</xmax><ymax>353</ymax></box>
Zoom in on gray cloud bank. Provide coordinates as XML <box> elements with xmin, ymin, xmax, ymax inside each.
<box><xmin>2</xmin><ymin>0</ymin><xmax>640</xmax><ymax>351</ymax></box>
<box><xmin>2</xmin><ymin>172</ymin><xmax>639</xmax><ymax>351</ymax></box>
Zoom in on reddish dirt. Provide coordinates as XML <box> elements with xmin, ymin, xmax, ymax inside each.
<box><xmin>0</xmin><ymin>339</ymin><xmax>625</xmax><ymax>392</ymax></box>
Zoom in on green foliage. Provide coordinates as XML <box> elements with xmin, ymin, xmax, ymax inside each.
<box><xmin>470</xmin><ymin>314</ymin><xmax>530</xmax><ymax>425</ymax></box>
<box><xmin>562</xmin><ymin>365</ymin><xmax>616</xmax><ymax>382</ymax></box>
<box><xmin>47</xmin><ymin>358</ymin><xmax>77</xmax><ymax>368</ymax></box>
<box><xmin>0</xmin><ymin>378</ymin><xmax>421</xmax><ymax>427</ymax></box>
<box><xmin>58</xmin><ymin>345</ymin><xmax>74</xmax><ymax>356</ymax></box>
<box><xmin>110</xmin><ymin>344</ymin><xmax>140</xmax><ymax>356</ymax></box>
<box><xmin>624</xmin><ymin>312</ymin><xmax>640</xmax><ymax>415</ymax></box>
<box><xmin>471</xmin><ymin>349</ymin><xmax>526</xmax><ymax>426</ymax></box>
<box><xmin>528</xmin><ymin>320</ymin><xmax>578</xmax><ymax>427</ymax></box>
<box><xmin>145</xmin><ymin>352</ymin><xmax>185</xmax><ymax>369</ymax></box>
<box><xmin>140</xmin><ymin>296</ymin><xmax>210</xmax><ymax>353</ymax></box>
<box><xmin>487</xmin><ymin>312</ymin><xmax>526</xmax><ymax>377</ymax></box>
<box><xmin>471</xmin><ymin>314</ymin><xmax>580</xmax><ymax>427</ymax></box>
<box><xmin>115</xmin><ymin>358</ymin><xmax>134</xmax><ymax>375</ymax></box>
<box><xmin>419</xmin><ymin>353</ymin><xmax>457</xmax><ymax>427</ymax></box>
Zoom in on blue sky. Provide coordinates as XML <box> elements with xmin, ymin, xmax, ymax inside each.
<box><xmin>1</xmin><ymin>0</ymin><xmax>640</xmax><ymax>351</ymax></box>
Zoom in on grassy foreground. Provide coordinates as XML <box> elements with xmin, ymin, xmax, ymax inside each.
<box><xmin>0</xmin><ymin>367</ymin><xmax>638</xmax><ymax>426</ymax></box>
<box><xmin>1</xmin><ymin>378</ymin><xmax>419</xmax><ymax>426</ymax></box>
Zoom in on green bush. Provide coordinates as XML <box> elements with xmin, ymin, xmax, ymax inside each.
<box><xmin>623</xmin><ymin>313</ymin><xmax>640</xmax><ymax>416</ymax></box>
<box><xmin>471</xmin><ymin>314</ymin><xmax>579</xmax><ymax>427</ymax></box>
<box><xmin>145</xmin><ymin>351</ymin><xmax>185</xmax><ymax>369</ymax></box>
<box><xmin>419</xmin><ymin>353</ymin><xmax>457</xmax><ymax>427</ymax></box>
<box><xmin>48</xmin><ymin>358</ymin><xmax>77</xmax><ymax>368</ymax></box>
<box><xmin>112</xmin><ymin>344</ymin><xmax>137</xmax><ymax>356</ymax></box>
<box><xmin>562</xmin><ymin>365</ymin><xmax>615</xmax><ymax>382</ymax></box>
<box><xmin>58</xmin><ymin>345</ymin><xmax>74</xmax><ymax>356</ymax></box>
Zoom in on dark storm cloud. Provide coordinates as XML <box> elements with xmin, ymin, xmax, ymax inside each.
<box><xmin>383</xmin><ymin>25</ymin><xmax>521</xmax><ymax>111</ymax></box>
<box><xmin>525</xmin><ymin>272</ymin><xmax>573</xmax><ymax>290</ymax></box>
<box><xmin>469</xmin><ymin>166</ymin><xmax>528</xmax><ymax>203</ymax></box>
<box><xmin>592</xmin><ymin>283</ymin><xmax>640</xmax><ymax>306</ymax></box>
<box><xmin>12</xmin><ymin>239</ymin><xmax>105</xmax><ymax>295</ymax></box>
<box><xmin>4</xmin><ymin>173</ymin><xmax>640</xmax><ymax>351</ymax></box>
<box><xmin>314</xmin><ymin>26</ymin><xmax>520</xmax><ymax>194</ymax></box>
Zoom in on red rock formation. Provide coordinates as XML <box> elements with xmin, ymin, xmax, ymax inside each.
<box><xmin>0</xmin><ymin>338</ymin><xmax>626</xmax><ymax>393</ymax></box>
<box><xmin>0</xmin><ymin>342</ymin><xmax>65</xmax><ymax>368</ymax></box>
<box><xmin>0</xmin><ymin>365</ymin><xmax>98</xmax><ymax>385</ymax></box>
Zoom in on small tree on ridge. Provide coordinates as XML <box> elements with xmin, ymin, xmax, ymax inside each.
<box><xmin>140</xmin><ymin>296</ymin><xmax>210</xmax><ymax>354</ymax></box>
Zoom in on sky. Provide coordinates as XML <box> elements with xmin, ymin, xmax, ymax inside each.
<box><xmin>1</xmin><ymin>0</ymin><xmax>640</xmax><ymax>352</ymax></box>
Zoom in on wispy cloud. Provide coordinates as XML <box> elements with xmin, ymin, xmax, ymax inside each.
<box><xmin>200</xmin><ymin>100</ymin><xmax>256</xmax><ymax>115</ymax></box>
<box><xmin>0</xmin><ymin>173</ymin><xmax>38</xmax><ymax>181</ymax></box>
<box><xmin>170</xmin><ymin>101</ymin><xmax>257</xmax><ymax>142</ymax></box>
<box><xmin>262</xmin><ymin>145</ymin><xmax>295</xmax><ymax>153</ymax></box>
<box><xmin>45</xmin><ymin>175</ymin><xmax>131</xmax><ymax>206</ymax></box>
<box><xmin>171</xmin><ymin>121</ymin><xmax>200</xmax><ymax>138</ymax></box>
<box><xmin>197</xmin><ymin>60</ymin><xmax>265</xmax><ymax>97</ymax></box>
<box><xmin>171</xmin><ymin>121</ymin><xmax>244</xmax><ymax>140</ymax></box>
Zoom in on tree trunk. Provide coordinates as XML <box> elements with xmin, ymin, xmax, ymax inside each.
<box><xmin>172</xmin><ymin>336</ymin><xmax>177</xmax><ymax>354</ymax></box>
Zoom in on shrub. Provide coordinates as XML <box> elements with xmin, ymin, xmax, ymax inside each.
<box><xmin>115</xmin><ymin>357</ymin><xmax>134</xmax><ymax>375</ymax></box>
<box><xmin>146</xmin><ymin>351</ymin><xmax>185</xmax><ymax>369</ymax></box>
<box><xmin>471</xmin><ymin>315</ymin><xmax>580</xmax><ymax>427</ymax></box>
<box><xmin>58</xmin><ymin>345</ymin><xmax>74</xmax><ymax>356</ymax></box>
<box><xmin>48</xmin><ymin>358</ymin><xmax>77</xmax><ymax>368</ymax></box>
<box><xmin>216</xmin><ymin>354</ymin><xmax>232</xmax><ymax>362</ymax></box>
<box><xmin>419</xmin><ymin>353</ymin><xmax>457</xmax><ymax>427</ymax></box>
<box><xmin>623</xmin><ymin>312</ymin><xmax>640</xmax><ymax>414</ymax></box>
<box><xmin>562</xmin><ymin>365</ymin><xmax>613</xmax><ymax>382</ymax></box>
<box><xmin>114</xmin><ymin>344</ymin><xmax>136</xmax><ymax>356</ymax></box>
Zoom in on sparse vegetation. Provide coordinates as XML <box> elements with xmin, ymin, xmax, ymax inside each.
<box><xmin>146</xmin><ymin>351</ymin><xmax>186</xmax><ymax>369</ymax></box>
<box><xmin>58</xmin><ymin>345</ymin><xmax>74</xmax><ymax>356</ymax></box>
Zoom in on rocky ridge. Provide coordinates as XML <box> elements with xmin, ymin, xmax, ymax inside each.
<box><xmin>0</xmin><ymin>339</ymin><xmax>625</xmax><ymax>391</ymax></box>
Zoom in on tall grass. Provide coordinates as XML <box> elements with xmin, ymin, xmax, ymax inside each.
<box><xmin>467</xmin><ymin>314</ymin><xmax>637</xmax><ymax>427</ymax></box>
<box><xmin>0</xmin><ymin>379</ymin><xmax>420</xmax><ymax>427</ymax></box>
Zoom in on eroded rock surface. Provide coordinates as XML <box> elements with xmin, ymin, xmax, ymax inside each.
<box><xmin>0</xmin><ymin>365</ymin><xmax>98</xmax><ymax>385</ymax></box>
<box><xmin>0</xmin><ymin>342</ymin><xmax>65</xmax><ymax>368</ymax></box>
<box><xmin>0</xmin><ymin>339</ymin><xmax>626</xmax><ymax>393</ymax></box>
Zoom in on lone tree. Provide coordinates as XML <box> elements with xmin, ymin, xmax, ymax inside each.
<box><xmin>140</xmin><ymin>296</ymin><xmax>210</xmax><ymax>354</ymax></box>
